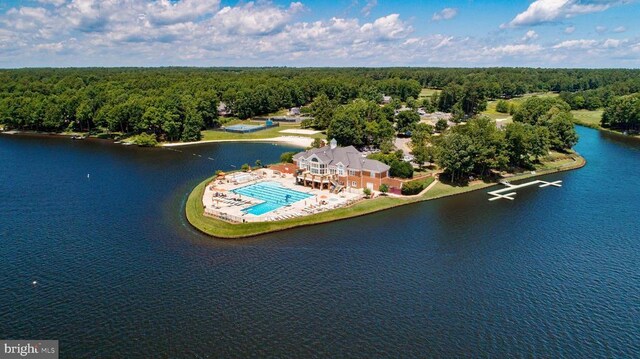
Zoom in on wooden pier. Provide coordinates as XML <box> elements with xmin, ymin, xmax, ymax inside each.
<box><xmin>488</xmin><ymin>180</ymin><xmax>562</xmax><ymax>201</ymax></box>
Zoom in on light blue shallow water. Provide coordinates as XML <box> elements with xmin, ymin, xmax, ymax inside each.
<box><xmin>0</xmin><ymin>127</ymin><xmax>639</xmax><ymax>357</ymax></box>
<box><xmin>233</xmin><ymin>181</ymin><xmax>313</xmax><ymax>215</ymax></box>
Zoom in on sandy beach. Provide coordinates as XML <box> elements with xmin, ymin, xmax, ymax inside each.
<box><xmin>161</xmin><ymin>136</ymin><xmax>314</xmax><ymax>148</ymax></box>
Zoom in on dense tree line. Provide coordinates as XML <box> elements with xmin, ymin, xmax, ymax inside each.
<box><xmin>414</xmin><ymin>97</ymin><xmax>579</xmax><ymax>183</ymax></box>
<box><xmin>601</xmin><ymin>93</ymin><xmax>640</xmax><ymax>132</ymax></box>
<box><xmin>1</xmin><ymin>67</ymin><xmax>637</xmax><ymax>141</ymax></box>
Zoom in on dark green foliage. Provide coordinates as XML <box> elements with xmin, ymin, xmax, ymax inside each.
<box><xmin>241</xmin><ymin>163</ymin><xmax>250</xmax><ymax>172</ymax></box>
<box><xmin>396</xmin><ymin>110</ymin><xmax>420</xmax><ymax>134</ymax></box>
<box><xmin>511</xmin><ymin>97</ymin><xmax>577</xmax><ymax>151</ymax></box>
<box><xmin>0</xmin><ymin>67</ymin><xmax>637</xmax><ymax>143</ymax></box>
<box><xmin>548</xmin><ymin>111</ymin><xmax>579</xmax><ymax>150</ymax></box>
<box><xmin>512</xmin><ymin>97</ymin><xmax>571</xmax><ymax>125</ymax></box>
<box><xmin>389</xmin><ymin>160</ymin><xmax>414</xmax><ymax>179</ymax></box>
<box><xmin>400</xmin><ymin>177</ymin><xmax>434</xmax><ymax>195</ymax></box>
<box><xmin>309</xmin><ymin>93</ymin><xmax>335</xmax><ymax>130</ymax></box>
<box><xmin>132</xmin><ymin>133</ymin><xmax>158</xmax><ymax>147</ymax></box>
<box><xmin>379</xmin><ymin>183</ymin><xmax>389</xmax><ymax>194</ymax></box>
<box><xmin>435</xmin><ymin>118</ymin><xmax>448</xmax><ymax>132</ymax></box>
<box><xmin>280</xmin><ymin>152</ymin><xmax>295</xmax><ymax>163</ymax></box>
<box><xmin>602</xmin><ymin>93</ymin><xmax>640</xmax><ymax>132</ymax></box>
<box><xmin>327</xmin><ymin>100</ymin><xmax>393</xmax><ymax>147</ymax></box>
<box><xmin>496</xmin><ymin>100</ymin><xmax>509</xmax><ymax>113</ymax></box>
<box><xmin>368</xmin><ymin>151</ymin><xmax>413</xmax><ymax>179</ymax></box>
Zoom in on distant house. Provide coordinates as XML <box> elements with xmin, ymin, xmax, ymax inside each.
<box><xmin>382</xmin><ymin>95</ymin><xmax>392</xmax><ymax>104</ymax></box>
<box><xmin>217</xmin><ymin>102</ymin><xmax>231</xmax><ymax>116</ymax></box>
<box><xmin>293</xmin><ymin>139</ymin><xmax>391</xmax><ymax>192</ymax></box>
<box><xmin>289</xmin><ymin>107</ymin><xmax>301</xmax><ymax>116</ymax></box>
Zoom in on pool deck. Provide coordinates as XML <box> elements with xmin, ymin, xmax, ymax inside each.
<box><xmin>202</xmin><ymin>168</ymin><xmax>363</xmax><ymax>223</ymax></box>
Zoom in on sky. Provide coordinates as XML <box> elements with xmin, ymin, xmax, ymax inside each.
<box><xmin>0</xmin><ymin>0</ymin><xmax>639</xmax><ymax>68</ymax></box>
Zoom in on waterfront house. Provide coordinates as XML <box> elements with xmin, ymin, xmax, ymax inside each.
<box><xmin>382</xmin><ymin>95</ymin><xmax>392</xmax><ymax>104</ymax></box>
<box><xmin>292</xmin><ymin>139</ymin><xmax>391</xmax><ymax>192</ymax></box>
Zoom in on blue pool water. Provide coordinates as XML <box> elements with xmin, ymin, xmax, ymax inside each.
<box><xmin>233</xmin><ymin>182</ymin><xmax>313</xmax><ymax>215</ymax></box>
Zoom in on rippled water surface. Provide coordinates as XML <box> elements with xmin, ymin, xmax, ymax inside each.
<box><xmin>0</xmin><ymin>127</ymin><xmax>639</xmax><ymax>357</ymax></box>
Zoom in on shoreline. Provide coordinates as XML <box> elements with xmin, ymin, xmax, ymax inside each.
<box><xmin>185</xmin><ymin>154</ymin><xmax>587</xmax><ymax>240</ymax></box>
<box><xmin>161</xmin><ymin>136</ymin><xmax>313</xmax><ymax>148</ymax></box>
<box><xmin>573</xmin><ymin>123</ymin><xmax>640</xmax><ymax>140</ymax></box>
<box><xmin>0</xmin><ymin>130</ymin><xmax>314</xmax><ymax>148</ymax></box>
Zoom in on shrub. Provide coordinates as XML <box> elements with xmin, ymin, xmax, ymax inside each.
<box><xmin>389</xmin><ymin>160</ymin><xmax>414</xmax><ymax>179</ymax></box>
<box><xmin>400</xmin><ymin>177</ymin><xmax>434</xmax><ymax>195</ymax></box>
<box><xmin>496</xmin><ymin>100</ymin><xmax>509</xmax><ymax>113</ymax></box>
<box><xmin>363</xmin><ymin>188</ymin><xmax>372</xmax><ymax>198</ymax></box>
<box><xmin>379</xmin><ymin>183</ymin><xmax>389</xmax><ymax>194</ymax></box>
<box><xmin>241</xmin><ymin>163</ymin><xmax>250</xmax><ymax>172</ymax></box>
<box><xmin>435</xmin><ymin>118</ymin><xmax>449</xmax><ymax>132</ymax></box>
<box><xmin>132</xmin><ymin>133</ymin><xmax>158</xmax><ymax>147</ymax></box>
<box><xmin>280</xmin><ymin>152</ymin><xmax>295</xmax><ymax>163</ymax></box>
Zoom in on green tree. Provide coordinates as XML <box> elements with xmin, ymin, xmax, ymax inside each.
<box><xmin>435</xmin><ymin>118</ymin><xmax>449</xmax><ymax>132</ymax></box>
<box><xmin>435</xmin><ymin>132</ymin><xmax>476</xmax><ymax>183</ymax></box>
<box><xmin>548</xmin><ymin>111</ymin><xmax>579</xmax><ymax>150</ymax></box>
<box><xmin>396</xmin><ymin>110</ymin><xmax>420</xmax><ymax>134</ymax></box>
<box><xmin>310</xmin><ymin>93</ymin><xmax>335</xmax><ymax>129</ymax></box>
<box><xmin>280</xmin><ymin>152</ymin><xmax>295</xmax><ymax>163</ymax></box>
<box><xmin>496</xmin><ymin>100</ymin><xmax>509</xmax><ymax>113</ymax></box>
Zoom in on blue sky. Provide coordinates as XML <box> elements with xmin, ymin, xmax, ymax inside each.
<box><xmin>0</xmin><ymin>0</ymin><xmax>639</xmax><ymax>68</ymax></box>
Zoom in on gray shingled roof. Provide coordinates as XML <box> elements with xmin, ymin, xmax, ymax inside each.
<box><xmin>293</xmin><ymin>145</ymin><xmax>391</xmax><ymax>173</ymax></box>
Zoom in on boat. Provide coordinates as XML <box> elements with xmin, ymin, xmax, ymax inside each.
<box><xmin>70</xmin><ymin>135</ymin><xmax>86</xmax><ymax>140</ymax></box>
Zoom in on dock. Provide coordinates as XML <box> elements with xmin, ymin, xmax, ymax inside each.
<box><xmin>488</xmin><ymin>180</ymin><xmax>562</xmax><ymax>201</ymax></box>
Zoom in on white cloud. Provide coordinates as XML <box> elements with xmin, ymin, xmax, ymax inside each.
<box><xmin>432</xmin><ymin>8</ymin><xmax>458</xmax><ymax>21</ymax></box>
<box><xmin>595</xmin><ymin>25</ymin><xmax>607</xmax><ymax>33</ymax></box>
<box><xmin>360</xmin><ymin>14</ymin><xmax>412</xmax><ymax>40</ymax></box>
<box><xmin>613</xmin><ymin>26</ymin><xmax>627</xmax><ymax>32</ymax></box>
<box><xmin>147</xmin><ymin>0</ymin><xmax>221</xmax><ymax>26</ymax></box>
<box><xmin>361</xmin><ymin>0</ymin><xmax>377</xmax><ymax>17</ymax></box>
<box><xmin>0</xmin><ymin>0</ymin><xmax>638</xmax><ymax>67</ymax></box>
<box><xmin>213</xmin><ymin>2</ymin><xmax>304</xmax><ymax>35</ymax></box>
<box><xmin>37</xmin><ymin>0</ymin><xmax>67</xmax><ymax>6</ymax></box>
<box><xmin>553</xmin><ymin>39</ymin><xmax>599</xmax><ymax>49</ymax></box>
<box><xmin>522</xmin><ymin>30</ymin><xmax>539</xmax><ymax>41</ymax></box>
<box><xmin>490</xmin><ymin>44</ymin><xmax>543</xmax><ymax>56</ymax></box>
<box><xmin>564</xmin><ymin>25</ymin><xmax>576</xmax><ymax>33</ymax></box>
<box><xmin>503</xmin><ymin>0</ymin><xmax>629</xmax><ymax>28</ymax></box>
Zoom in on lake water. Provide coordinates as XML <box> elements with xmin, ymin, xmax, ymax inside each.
<box><xmin>0</xmin><ymin>127</ymin><xmax>638</xmax><ymax>357</ymax></box>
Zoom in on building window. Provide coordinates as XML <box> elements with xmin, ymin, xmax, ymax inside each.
<box><xmin>329</xmin><ymin>167</ymin><xmax>336</xmax><ymax>174</ymax></box>
<box><xmin>348</xmin><ymin>169</ymin><xmax>357</xmax><ymax>176</ymax></box>
<box><xmin>337</xmin><ymin>165</ymin><xmax>345</xmax><ymax>176</ymax></box>
<box><xmin>352</xmin><ymin>181</ymin><xmax>357</xmax><ymax>187</ymax></box>
<box><xmin>370</xmin><ymin>171</ymin><xmax>375</xmax><ymax>178</ymax></box>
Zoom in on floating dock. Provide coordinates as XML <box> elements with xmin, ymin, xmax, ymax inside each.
<box><xmin>488</xmin><ymin>180</ymin><xmax>562</xmax><ymax>201</ymax></box>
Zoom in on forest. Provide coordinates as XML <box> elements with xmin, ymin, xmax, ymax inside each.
<box><xmin>1</xmin><ymin>67</ymin><xmax>639</xmax><ymax>142</ymax></box>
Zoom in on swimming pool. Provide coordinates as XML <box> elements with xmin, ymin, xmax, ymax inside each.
<box><xmin>233</xmin><ymin>182</ymin><xmax>313</xmax><ymax>216</ymax></box>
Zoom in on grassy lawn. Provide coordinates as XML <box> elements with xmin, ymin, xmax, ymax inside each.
<box><xmin>200</xmin><ymin>122</ymin><xmax>326</xmax><ymax>141</ymax></box>
<box><xmin>186</xmin><ymin>151</ymin><xmax>585</xmax><ymax>239</ymax></box>
<box><xmin>419</xmin><ymin>88</ymin><xmax>441</xmax><ymax>98</ymax></box>
<box><xmin>571</xmin><ymin>110</ymin><xmax>603</xmax><ymax>128</ymax></box>
<box><xmin>482</xmin><ymin>92</ymin><xmax>559</xmax><ymax>121</ymax></box>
